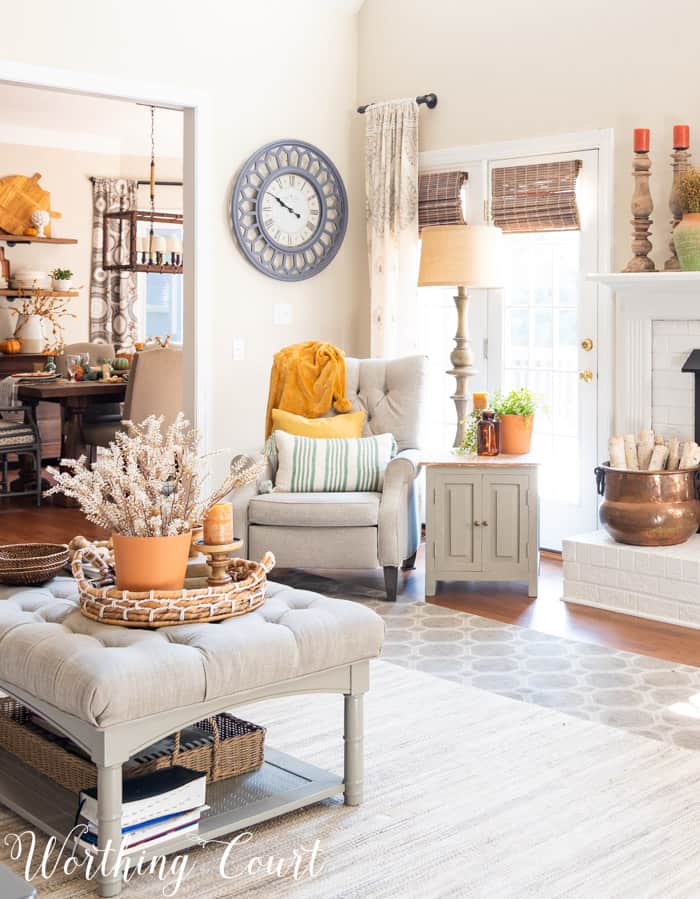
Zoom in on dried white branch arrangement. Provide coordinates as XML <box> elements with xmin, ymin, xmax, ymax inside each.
<box><xmin>45</xmin><ymin>414</ymin><xmax>263</xmax><ymax>537</ymax></box>
<box><xmin>608</xmin><ymin>429</ymin><xmax>700</xmax><ymax>471</ymax></box>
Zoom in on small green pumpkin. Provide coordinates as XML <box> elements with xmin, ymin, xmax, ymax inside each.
<box><xmin>111</xmin><ymin>357</ymin><xmax>129</xmax><ymax>371</ymax></box>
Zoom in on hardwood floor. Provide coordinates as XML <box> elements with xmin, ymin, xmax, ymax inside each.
<box><xmin>2</xmin><ymin>497</ymin><xmax>699</xmax><ymax>668</ymax></box>
<box><xmin>0</xmin><ymin>496</ymin><xmax>107</xmax><ymax>544</ymax></box>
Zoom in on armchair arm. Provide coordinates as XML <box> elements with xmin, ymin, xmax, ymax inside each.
<box><xmin>230</xmin><ymin>452</ymin><xmax>272</xmax><ymax>557</ymax></box>
<box><xmin>378</xmin><ymin>449</ymin><xmax>422</xmax><ymax>568</ymax></box>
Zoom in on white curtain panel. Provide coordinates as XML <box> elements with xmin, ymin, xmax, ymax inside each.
<box><xmin>365</xmin><ymin>99</ymin><xmax>420</xmax><ymax>358</ymax></box>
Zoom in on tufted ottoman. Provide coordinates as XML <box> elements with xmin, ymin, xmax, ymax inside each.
<box><xmin>0</xmin><ymin>578</ymin><xmax>384</xmax><ymax>897</ymax></box>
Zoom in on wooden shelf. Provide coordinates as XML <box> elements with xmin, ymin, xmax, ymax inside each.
<box><xmin>0</xmin><ymin>235</ymin><xmax>78</xmax><ymax>245</ymax></box>
<box><xmin>0</xmin><ymin>288</ymin><xmax>79</xmax><ymax>298</ymax></box>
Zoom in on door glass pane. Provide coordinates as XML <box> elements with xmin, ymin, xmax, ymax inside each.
<box><xmin>501</xmin><ymin>231</ymin><xmax>581</xmax><ymax>505</ymax></box>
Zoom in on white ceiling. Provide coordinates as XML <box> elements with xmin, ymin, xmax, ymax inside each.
<box><xmin>0</xmin><ymin>83</ymin><xmax>184</xmax><ymax>158</ymax></box>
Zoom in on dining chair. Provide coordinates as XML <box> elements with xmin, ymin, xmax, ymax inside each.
<box><xmin>0</xmin><ymin>405</ymin><xmax>42</xmax><ymax>507</ymax></box>
<box><xmin>81</xmin><ymin>346</ymin><xmax>183</xmax><ymax>450</ymax></box>
<box><xmin>59</xmin><ymin>342</ymin><xmax>121</xmax><ymax>455</ymax></box>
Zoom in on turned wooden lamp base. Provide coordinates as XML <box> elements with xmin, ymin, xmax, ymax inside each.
<box><xmin>194</xmin><ymin>540</ymin><xmax>243</xmax><ymax>587</ymax></box>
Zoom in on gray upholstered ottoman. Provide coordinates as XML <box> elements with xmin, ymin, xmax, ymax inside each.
<box><xmin>0</xmin><ymin>578</ymin><xmax>384</xmax><ymax>897</ymax></box>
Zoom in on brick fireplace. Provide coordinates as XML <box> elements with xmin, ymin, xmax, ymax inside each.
<box><xmin>563</xmin><ymin>273</ymin><xmax>700</xmax><ymax>628</ymax></box>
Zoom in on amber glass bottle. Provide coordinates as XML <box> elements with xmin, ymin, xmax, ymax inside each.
<box><xmin>477</xmin><ymin>411</ymin><xmax>499</xmax><ymax>456</ymax></box>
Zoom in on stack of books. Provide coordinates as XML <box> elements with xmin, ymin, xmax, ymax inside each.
<box><xmin>76</xmin><ymin>766</ymin><xmax>207</xmax><ymax>853</ymax></box>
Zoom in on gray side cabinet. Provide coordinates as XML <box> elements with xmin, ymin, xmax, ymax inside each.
<box><xmin>425</xmin><ymin>461</ymin><xmax>539</xmax><ymax>597</ymax></box>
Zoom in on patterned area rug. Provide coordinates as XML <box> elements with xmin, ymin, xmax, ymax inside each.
<box><xmin>276</xmin><ymin>571</ymin><xmax>700</xmax><ymax>751</ymax></box>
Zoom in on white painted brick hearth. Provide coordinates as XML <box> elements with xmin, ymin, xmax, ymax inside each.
<box><xmin>562</xmin><ymin>530</ymin><xmax>700</xmax><ymax>629</ymax></box>
<box><xmin>651</xmin><ymin>320</ymin><xmax>696</xmax><ymax>439</ymax></box>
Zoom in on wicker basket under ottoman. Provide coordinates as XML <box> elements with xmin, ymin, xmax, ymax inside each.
<box><xmin>0</xmin><ymin>698</ymin><xmax>265</xmax><ymax>793</ymax></box>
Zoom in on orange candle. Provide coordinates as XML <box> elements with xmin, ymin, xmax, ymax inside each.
<box><xmin>203</xmin><ymin>502</ymin><xmax>234</xmax><ymax>545</ymax></box>
<box><xmin>673</xmin><ymin>124</ymin><xmax>690</xmax><ymax>150</ymax></box>
<box><xmin>473</xmin><ymin>392</ymin><xmax>488</xmax><ymax>411</ymax></box>
<box><xmin>633</xmin><ymin>128</ymin><xmax>650</xmax><ymax>152</ymax></box>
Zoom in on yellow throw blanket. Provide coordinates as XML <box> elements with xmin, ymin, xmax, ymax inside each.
<box><xmin>265</xmin><ymin>341</ymin><xmax>352</xmax><ymax>438</ymax></box>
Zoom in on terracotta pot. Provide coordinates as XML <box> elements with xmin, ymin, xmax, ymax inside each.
<box><xmin>595</xmin><ymin>464</ymin><xmax>700</xmax><ymax>546</ymax></box>
<box><xmin>673</xmin><ymin>212</ymin><xmax>700</xmax><ymax>271</ymax></box>
<box><xmin>112</xmin><ymin>531</ymin><xmax>192</xmax><ymax>591</ymax></box>
<box><xmin>498</xmin><ymin>414</ymin><xmax>534</xmax><ymax>454</ymax></box>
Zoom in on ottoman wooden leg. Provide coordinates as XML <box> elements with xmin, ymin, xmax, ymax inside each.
<box><xmin>344</xmin><ymin>694</ymin><xmax>363</xmax><ymax>806</ymax></box>
<box><xmin>97</xmin><ymin>763</ymin><xmax>123</xmax><ymax>898</ymax></box>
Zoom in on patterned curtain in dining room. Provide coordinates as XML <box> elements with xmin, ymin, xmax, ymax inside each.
<box><xmin>89</xmin><ymin>177</ymin><xmax>138</xmax><ymax>349</ymax></box>
<box><xmin>364</xmin><ymin>99</ymin><xmax>420</xmax><ymax>358</ymax></box>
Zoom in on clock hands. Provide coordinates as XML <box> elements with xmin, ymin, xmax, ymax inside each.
<box><xmin>269</xmin><ymin>192</ymin><xmax>301</xmax><ymax>219</ymax></box>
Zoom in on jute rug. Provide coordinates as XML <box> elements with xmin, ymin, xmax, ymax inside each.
<box><xmin>2</xmin><ymin>661</ymin><xmax>700</xmax><ymax>898</ymax></box>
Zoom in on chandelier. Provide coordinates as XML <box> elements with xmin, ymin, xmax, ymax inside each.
<box><xmin>102</xmin><ymin>106</ymin><xmax>183</xmax><ymax>273</ymax></box>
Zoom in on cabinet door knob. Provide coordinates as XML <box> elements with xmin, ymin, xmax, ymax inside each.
<box><xmin>482</xmin><ymin>520</ymin><xmax>489</xmax><ymax>526</ymax></box>
<box><xmin>473</xmin><ymin>520</ymin><xmax>481</xmax><ymax>526</ymax></box>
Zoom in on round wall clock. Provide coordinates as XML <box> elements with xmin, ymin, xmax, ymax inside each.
<box><xmin>231</xmin><ymin>139</ymin><xmax>348</xmax><ymax>281</ymax></box>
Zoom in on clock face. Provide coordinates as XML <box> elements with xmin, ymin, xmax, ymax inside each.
<box><xmin>231</xmin><ymin>140</ymin><xmax>348</xmax><ymax>281</ymax></box>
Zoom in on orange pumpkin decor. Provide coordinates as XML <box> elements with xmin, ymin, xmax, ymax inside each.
<box><xmin>0</xmin><ymin>338</ymin><xmax>21</xmax><ymax>354</ymax></box>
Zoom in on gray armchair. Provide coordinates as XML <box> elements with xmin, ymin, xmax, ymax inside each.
<box><xmin>232</xmin><ymin>355</ymin><xmax>427</xmax><ymax>601</ymax></box>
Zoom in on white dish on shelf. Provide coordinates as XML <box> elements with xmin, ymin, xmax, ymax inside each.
<box><xmin>11</xmin><ymin>269</ymin><xmax>52</xmax><ymax>290</ymax></box>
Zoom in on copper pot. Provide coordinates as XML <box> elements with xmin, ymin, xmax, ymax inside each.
<box><xmin>595</xmin><ymin>463</ymin><xmax>700</xmax><ymax>546</ymax></box>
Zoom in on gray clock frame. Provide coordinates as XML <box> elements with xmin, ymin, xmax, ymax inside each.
<box><xmin>231</xmin><ymin>139</ymin><xmax>348</xmax><ymax>282</ymax></box>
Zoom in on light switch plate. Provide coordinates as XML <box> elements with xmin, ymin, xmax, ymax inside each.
<box><xmin>232</xmin><ymin>339</ymin><xmax>245</xmax><ymax>361</ymax></box>
<box><xmin>273</xmin><ymin>303</ymin><xmax>293</xmax><ymax>325</ymax></box>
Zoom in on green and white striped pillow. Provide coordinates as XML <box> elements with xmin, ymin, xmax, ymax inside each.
<box><xmin>272</xmin><ymin>430</ymin><xmax>396</xmax><ymax>493</ymax></box>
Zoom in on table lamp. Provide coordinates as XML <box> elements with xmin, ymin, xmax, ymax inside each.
<box><xmin>418</xmin><ymin>224</ymin><xmax>503</xmax><ymax>446</ymax></box>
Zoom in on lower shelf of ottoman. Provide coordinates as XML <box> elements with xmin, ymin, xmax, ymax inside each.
<box><xmin>0</xmin><ymin>744</ymin><xmax>343</xmax><ymax>861</ymax></box>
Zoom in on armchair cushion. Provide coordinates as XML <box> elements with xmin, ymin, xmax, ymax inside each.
<box><xmin>249</xmin><ymin>491</ymin><xmax>380</xmax><ymax>528</ymax></box>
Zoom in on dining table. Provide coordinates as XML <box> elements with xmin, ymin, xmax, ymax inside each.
<box><xmin>17</xmin><ymin>378</ymin><xmax>128</xmax><ymax>461</ymax></box>
<box><xmin>15</xmin><ymin>378</ymin><xmax>128</xmax><ymax>502</ymax></box>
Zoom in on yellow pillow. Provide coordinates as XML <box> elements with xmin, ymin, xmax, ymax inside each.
<box><xmin>271</xmin><ymin>408</ymin><xmax>365</xmax><ymax>439</ymax></box>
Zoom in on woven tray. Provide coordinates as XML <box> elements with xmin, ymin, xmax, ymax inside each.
<box><xmin>72</xmin><ymin>542</ymin><xmax>274</xmax><ymax>628</ymax></box>
<box><xmin>0</xmin><ymin>697</ymin><xmax>265</xmax><ymax>793</ymax></box>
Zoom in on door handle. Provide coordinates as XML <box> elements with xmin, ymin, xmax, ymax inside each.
<box><xmin>481</xmin><ymin>521</ymin><xmax>489</xmax><ymax>526</ymax></box>
<box><xmin>581</xmin><ymin>337</ymin><xmax>593</xmax><ymax>352</ymax></box>
<box><xmin>473</xmin><ymin>520</ymin><xmax>481</xmax><ymax>527</ymax></box>
<box><xmin>579</xmin><ymin>369</ymin><xmax>593</xmax><ymax>383</ymax></box>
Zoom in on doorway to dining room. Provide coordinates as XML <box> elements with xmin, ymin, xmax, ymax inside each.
<box><xmin>0</xmin><ymin>60</ymin><xmax>210</xmax><ymax>512</ymax></box>
<box><xmin>0</xmin><ymin>59</ymin><xmax>210</xmax><ymax>441</ymax></box>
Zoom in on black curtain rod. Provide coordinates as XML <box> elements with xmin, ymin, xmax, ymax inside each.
<box><xmin>357</xmin><ymin>92</ymin><xmax>438</xmax><ymax>114</ymax></box>
<box><xmin>137</xmin><ymin>179</ymin><xmax>183</xmax><ymax>187</ymax></box>
<box><xmin>88</xmin><ymin>177</ymin><xmax>183</xmax><ymax>187</ymax></box>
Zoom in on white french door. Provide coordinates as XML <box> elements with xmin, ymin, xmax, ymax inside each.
<box><xmin>487</xmin><ymin>149</ymin><xmax>600</xmax><ymax>550</ymax></box>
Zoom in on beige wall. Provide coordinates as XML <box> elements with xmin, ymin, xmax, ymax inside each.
<box><xmin>358</xmin><ymin>0</ymin><xmax>698</xmax><ymax>272</ymax></box>
<box><xmin>0</xmin><ymin>141</ymin><xmax>182</xmax><ymax>345</ymax></box>
<box><xmin>1</xmin><ymin>0</ymin><xmax>363</xmax><ymax>457</ymax></box>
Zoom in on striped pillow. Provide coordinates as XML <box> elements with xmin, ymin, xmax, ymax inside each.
<box><xmin>273</xmin><ymin>431</ymin><xmax>396</xmax><ymax>493</ymax></box>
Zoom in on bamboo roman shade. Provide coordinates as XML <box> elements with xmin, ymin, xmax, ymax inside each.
<box><xmin>491</xmin><ymin>160</ymin><xmax>582</xmax><ymax>233</ymax></box>
<box><xmin>418</xmin><ymin>171</ymin><xmax>467</xmax><ymax>230</ymax></box>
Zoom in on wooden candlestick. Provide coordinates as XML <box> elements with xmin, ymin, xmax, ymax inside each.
<box><xmin>664</xmin><ymin>146</ymin><xmax>692</xmax><ymax>271</ymax></box>
<box><xmin>196</xmin><ymin>539</ymin><xmax>242</xmax><ymax>587</ymax></box>
<box><xmin>623</xmin><ymin>150</ymin><xmax>656</xmax><ymax>272</ymax></box>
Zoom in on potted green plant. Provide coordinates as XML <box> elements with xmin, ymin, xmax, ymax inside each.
<box><xmin>51</xmin><ymin>268</ymin><xmax>74</xmax><ymax>291</ymax></box>
<box><xmin>674</xmin><ymin>168</ymin><xmax>700</xmax><ymax>271</ymax></box>
<box><xmin>45</xmin><ymin>415</ymin><xmax>262</xmax><ymax>591</ymax></box>
<box><xmin>492</xmin><ymin>387</ymin><xmax>538</xmax><ymax>454</ymax></box>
